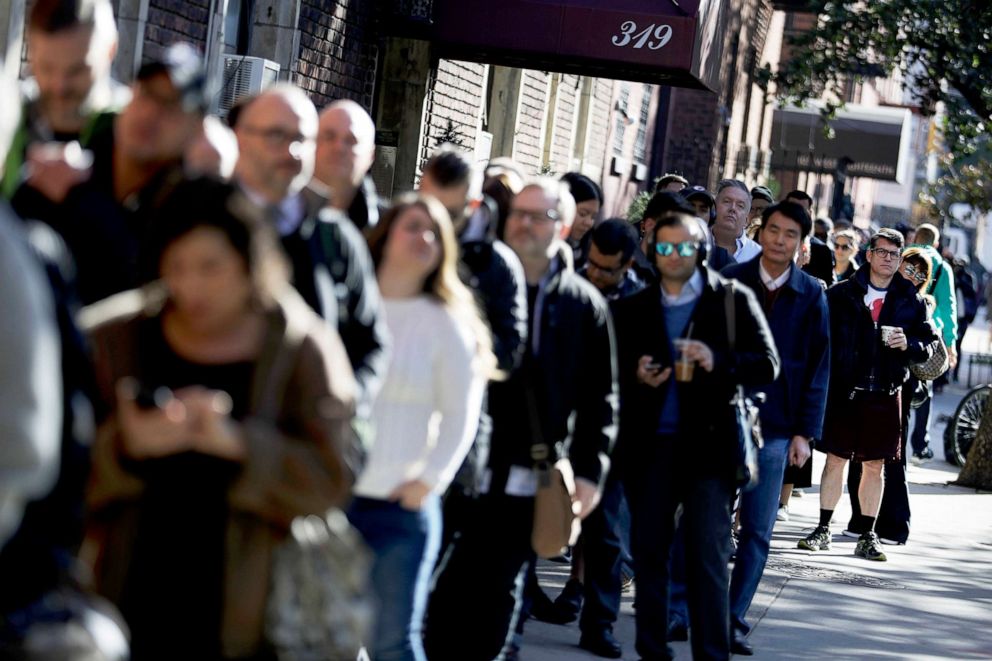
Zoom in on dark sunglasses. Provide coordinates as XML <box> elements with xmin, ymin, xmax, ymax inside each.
<box><xmin>903</xmin><ymin>264</ymin><xmax>927</xmax><ymax>283</ymax></box>
<box><xmin>655</xmin><ymin>241</ymin><xmax>698</xmax><ymax>257</ymax></box>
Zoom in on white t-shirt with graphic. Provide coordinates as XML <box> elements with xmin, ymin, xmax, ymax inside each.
<box><xmin>864</xmin><ymin>284</ymin><xmax>887</xmax><ymax>322</ymax></box>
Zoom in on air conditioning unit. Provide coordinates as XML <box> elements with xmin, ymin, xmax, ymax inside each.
<box><xmin>216</xmin><ymin>55</ymin><xmax>280</xmax><ymax>115</ymax></box>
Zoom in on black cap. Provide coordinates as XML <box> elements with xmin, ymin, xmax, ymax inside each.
<box><xmin>681</xmin><ymin>185</ymin><xmax>715</xmax><ymax>206</ymax></box>
<box><xmin>750</xmin><ymin>185</ymin><xmax>774</xmax><ymax>203</ymax></box>
<box><xmin>137</xmin><ymin>43</ymin><xmax>208</xmax><ymax>113</ymax></box>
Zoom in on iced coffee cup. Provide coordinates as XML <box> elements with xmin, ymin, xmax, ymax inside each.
<box><xmin>673</xmin><ymin>339</ymin><xmax>695</xmax><ymax>382</ymax></box>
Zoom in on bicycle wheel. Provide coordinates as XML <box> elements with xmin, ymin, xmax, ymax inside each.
<box><xmin>944</xmin><ymin>384</ymin><xmax>992</xmax><ymax>467</ymax></box>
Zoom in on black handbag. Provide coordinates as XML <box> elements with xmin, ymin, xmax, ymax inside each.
<box><xmin>724</xmin><ymin>282</ymin><xmax>763</xmax><ymax>491</ymax></box>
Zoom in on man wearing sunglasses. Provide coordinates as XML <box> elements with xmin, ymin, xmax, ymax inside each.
<box><xmin>612</xmin><ymin>212</ymin><xmax>778</xmax><ymax>660</ymax></box>
<box><xmin>800</xmin><ymin>228</ymin><xmax>938</xmax><ymax>562</ymax></box>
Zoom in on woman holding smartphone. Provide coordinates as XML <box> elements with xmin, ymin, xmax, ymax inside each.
<box><xmin>82</xmin><ymin>179</ymin><xmax>359</xmax><ymax>660</ymax></box>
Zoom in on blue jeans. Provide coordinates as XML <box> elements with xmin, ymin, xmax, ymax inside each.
<box><xmin>729</xmin><ymin>436</ymin><xmax>791</xmax><ymax>636</ymax></box>
<box><xmin>349</xmin><ymin>495</ymin><xmax>441</xmax><ymax>661</ymax></box>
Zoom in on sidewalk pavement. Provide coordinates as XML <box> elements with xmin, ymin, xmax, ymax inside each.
<box><xmin>522</xmin><ymin>326</ymin><xmax>992</xmax><ymax>659</ymax></box>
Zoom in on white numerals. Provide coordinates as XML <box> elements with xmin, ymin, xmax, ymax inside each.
<box><xmin>611</xmin><ymin>21</ymin><xmax>673</xmax><ymax>50</ymax></box>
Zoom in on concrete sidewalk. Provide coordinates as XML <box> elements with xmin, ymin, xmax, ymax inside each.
<box><xmin>523</xmin><ymin>381</ymin><xmax>992</xmax><ymax>659</ymax></box>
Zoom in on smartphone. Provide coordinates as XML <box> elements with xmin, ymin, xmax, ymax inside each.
<box><xmin>133</xmin><ymin>384</ymin><xmax>174</xmax><ymax>410</ymax></box>
<box><xmin>645</xmin><ymin>362</ymin><xmax>663</xmax><ymax>372</ymax></box>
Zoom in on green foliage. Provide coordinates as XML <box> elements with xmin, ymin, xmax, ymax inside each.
<box><xmin>626</xmin><ymin>190</ymin><xmax>652</xmax><ymax>223</ymax></box>
<box><xmin>772</xmin><ymin>1</ymin><xmax>991</xmax><ymax>158</ymax></box>
<box><xmin>773</xmin><ymin>2</ymin><xmax>992</xmax><ymax>217</ymax></box>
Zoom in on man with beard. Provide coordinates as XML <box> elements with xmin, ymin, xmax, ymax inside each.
<box><xmin>4</xmin><ymin>0</ymin><xmax>127</xmax><ymax>212</ymax></box>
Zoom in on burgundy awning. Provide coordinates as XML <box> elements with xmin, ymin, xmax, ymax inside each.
<box><xmin>388</xmin><ymin>0</ymin><xmax>720</xmax><ymax>90</ymax></box>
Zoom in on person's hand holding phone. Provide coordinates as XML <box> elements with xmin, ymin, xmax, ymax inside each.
<box><xmin>116</xmin><ymin>378</ymin><xmax>191</xmax><ymax>459</ymax></box>
<box><xmin>637</xmin><ymin>355</ymin><xmax>672</xmax><ymax>388</ymax></box>
<box><xmin>25</xmin><ymin>141</ymin><xmax>93</xmax><ymax>203</ymax></box>
<box><xmin>176</xmin><ymin>387</ymin><xmax>245</xmax><ymax>462</ymax></box>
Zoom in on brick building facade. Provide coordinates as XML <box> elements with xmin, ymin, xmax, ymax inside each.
<box><xmin>5</xmin><ymin>0</ymin><xmax>789</xmax><ymax>219</ymax></box>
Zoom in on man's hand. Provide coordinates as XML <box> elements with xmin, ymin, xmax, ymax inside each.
<box><xmin>24</xmin><ymin>142</ymin><xmax>92</xmax><ymax>204</ymax></box>
<box><xmin>390</xmin><ymin>480</ymin><xmax>433</xmax><ymax>511</ymax></box>
<box><xmin>637</xmin><ymin>355</ymin><xmax>672</xmax><ymax>387</ymax></box>
<box><xmin>788</xmin><ymin>435</ymin><xmax>812</xmax><ymax>468</ymax></box>
<box><xmin>885</xmin><ymin>327</ymin><xmax>908</xmax><ymax>351</ymax></box>
<box><xmin>116</xmin><ymin>379</ymin><xmax>191</xmax><ymax>460</ymax></box>
<box><xmin>573</xmin><ymin>477</ymin><xmax>601</xmax><ymax>520</ymax></box>
<box><xmin>683</xmin><ymin>340</ymin><xmax>714</xmax><ymax>372</ymax></box>
<box><xmin>948</xmin><ymin>343</ymin><xmax>958</xmax><ymax>369</ymax></box>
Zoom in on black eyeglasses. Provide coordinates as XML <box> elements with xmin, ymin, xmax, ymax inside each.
<box><xmin>835</xmin><ymin>242</ymin><xmax>853</xmax><ymax>252</ymax></box>
<box><xmin>871</xmin><ymin>248</ymin><xmax>901</xmax><ymax>261</ymax></box>
<box><xmin>239</xmin><ymin>125</ymin><xmax>309</xmax><ymax>148</ymax></box>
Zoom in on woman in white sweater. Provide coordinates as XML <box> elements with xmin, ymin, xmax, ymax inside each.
<box><xmin>354</xmin><ymin>193</ymin><xmax>494</xmax><ymax>661</ymax></box>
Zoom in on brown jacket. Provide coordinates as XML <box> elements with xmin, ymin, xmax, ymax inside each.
<box><xmin>80</xmin><ymin>286</ymin><xmax>360</xmax><ymax>658</ymax></box>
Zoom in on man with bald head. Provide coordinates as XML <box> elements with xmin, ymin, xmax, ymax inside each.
<box><xmin>233</xmin><ymin>86</ymin><xmax>387</xmax><ymax>409</ymax></box>
<box><xmin>313</xmin><ymin>99</ymin><xmax>382</xmax><ymax>230</ymax></box>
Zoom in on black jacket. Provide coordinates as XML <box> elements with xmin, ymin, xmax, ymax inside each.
<box><xmin>12</xmin><ymin>120</ymin><xmax>183</xmax><ymax>305</ymax></box>
<box><xmin>612</xmin><ymin>268</ymin><xmax>780</xmax><ymax>480</ymax></box>
<box><xmin>721</xmin><ymin>258</ymin><xmax>830</xmax><ymax>441</ymax></box>
<box><xmin>345</xmin><ymin>175</ymin><xmax>385</xmax><ymax>233</ymax></box>
<box><xmin>0</xmin><ymin>220</ymin><xmax>96</xmax><ymax>614</ymax></box>
<box><xmin>803</xmin><ymin>237</ymin><xmax>835</xmax><ymax>288</ymax></box>
<box><xmin>459</xmin><ymin>233</ymin><xmax>527</xmax><ymax>374</ymax></box>
<box><xmin>826</xmin><ymin>267</ymin><xmax>937</xmax><ymax>399</ymax></box>
<box><xmin>487</xmin><ymin>249</ymin><xmax>618</xmax><ymax>487</ymax></box>
<box><xmin>280</xmin><ymin>191</ymin><xmax>389</xmax><ymax>413</ymax></box>
<box><xmin>448</xmin><ymin>209</ymin><xmax>528</xmax><ymax>494</ymax></box>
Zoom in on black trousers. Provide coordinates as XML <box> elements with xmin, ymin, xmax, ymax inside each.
<box><xmin>424</xmin><ymin>490</ymin><xmax>534</xmax><ymax>661</ymax></box>
<box><xmin>623</xmin><ymin>436</ymin><xmax>735</xmax><ymax>661</ymax></box>
<box><xmin>847</xmin><ymin>382</ymin><xmax>913</xmax><ymax>542</ymax></box>
<box><xmin>578</xmin><ymin>473</ymin><xmax>625</xmax><ymax>634</ymax></box>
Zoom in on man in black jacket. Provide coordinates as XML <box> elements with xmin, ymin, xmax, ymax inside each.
<box><xmin>799</xmin><ymin>228</ymin><xmax>937</xmax><ymax>562</ymax></box>
<box><xmin>785</xmin><ymin>190</ymin><xmax>834</xmax><ymax>288</ymax></box>
<box><xmin>612</xmin><ymin>212</ymin><xmax>779</xmax><ymax>661</ymax></box>
<box><xmin>418</xmin><ymin>146</ymin><xmax>528</xmax><ymax>542</ymax></box>
<box><xmin>232</xmin><ymin>85</ymin><xmax>388</xmax><ymax>410</ymax></box>
<box><xmin>425</xmin><ymin>178</ymin><xmax>618</xmax><ymax>661</ymax></box>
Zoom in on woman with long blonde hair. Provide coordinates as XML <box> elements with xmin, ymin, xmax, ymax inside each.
<box><xmin>353</xmin><ymin>193</ymin><xmax>494</xmax><ymax>661</ymax></box>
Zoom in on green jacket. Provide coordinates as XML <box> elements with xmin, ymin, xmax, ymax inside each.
<box><xmin>912</xmin><ymin>243</ymin><xmax>957</xmax><ymax>346</ymax></box>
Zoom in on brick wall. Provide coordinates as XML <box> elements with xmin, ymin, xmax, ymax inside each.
<box><xmin>420</xmin><ymin>59</ymin><xmax>487</xmax><ymax>166</ymax></box>
<box><xmin>514</xmin><ymin>70</ymin><xmax>549</xmax><ymax>173</ymax></box>
<box><xmin>663</xmin><ymin>87</ymin><xmax>720</xmax><ymax>188</ymax></box>
<box><xmin>144</xmin><ymin>0</ymin><xmax>209</xmax><ymax>63</ymax></box>
<box><xmin>295</xmin><ymin>0</ymin><xmax>378</xmax><ymax>110</ymax></box>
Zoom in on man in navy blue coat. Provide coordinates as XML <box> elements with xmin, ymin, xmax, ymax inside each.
<box><xmin>721</xmin><ymin>201</ymin><xmax>830</xmax><ymax>656</ymax></box>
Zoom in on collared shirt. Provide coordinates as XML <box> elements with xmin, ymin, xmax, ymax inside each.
<box><xmin>734</xmin><ymin>234</ymin><xmax>763</xmax><ymax>262</ymax></box>
<box><xmin>759</xmin><ymin>261</ymin><xmax>792</xmax><ymax>292</ymax></box>
<box><xmin>239</xmin><ymin>182</ymin><xmax>307</xmax><ymax>237</ymax></box>
<box><xmin>661</xmin><ymin>269</ymin><xmax>705</xmax><ymax>308</ymax></box>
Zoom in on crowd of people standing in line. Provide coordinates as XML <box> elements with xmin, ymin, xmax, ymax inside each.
<box><xmin>0</xmin><ymin>2</ymin><xmax>974</xmax><ymax>661</ymax></box>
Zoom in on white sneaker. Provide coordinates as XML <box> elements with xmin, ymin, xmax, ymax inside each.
<box><xmin>776</xmin><ymin>504</ymin><xmax>789</xmax><ymax>521</ymax></box>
